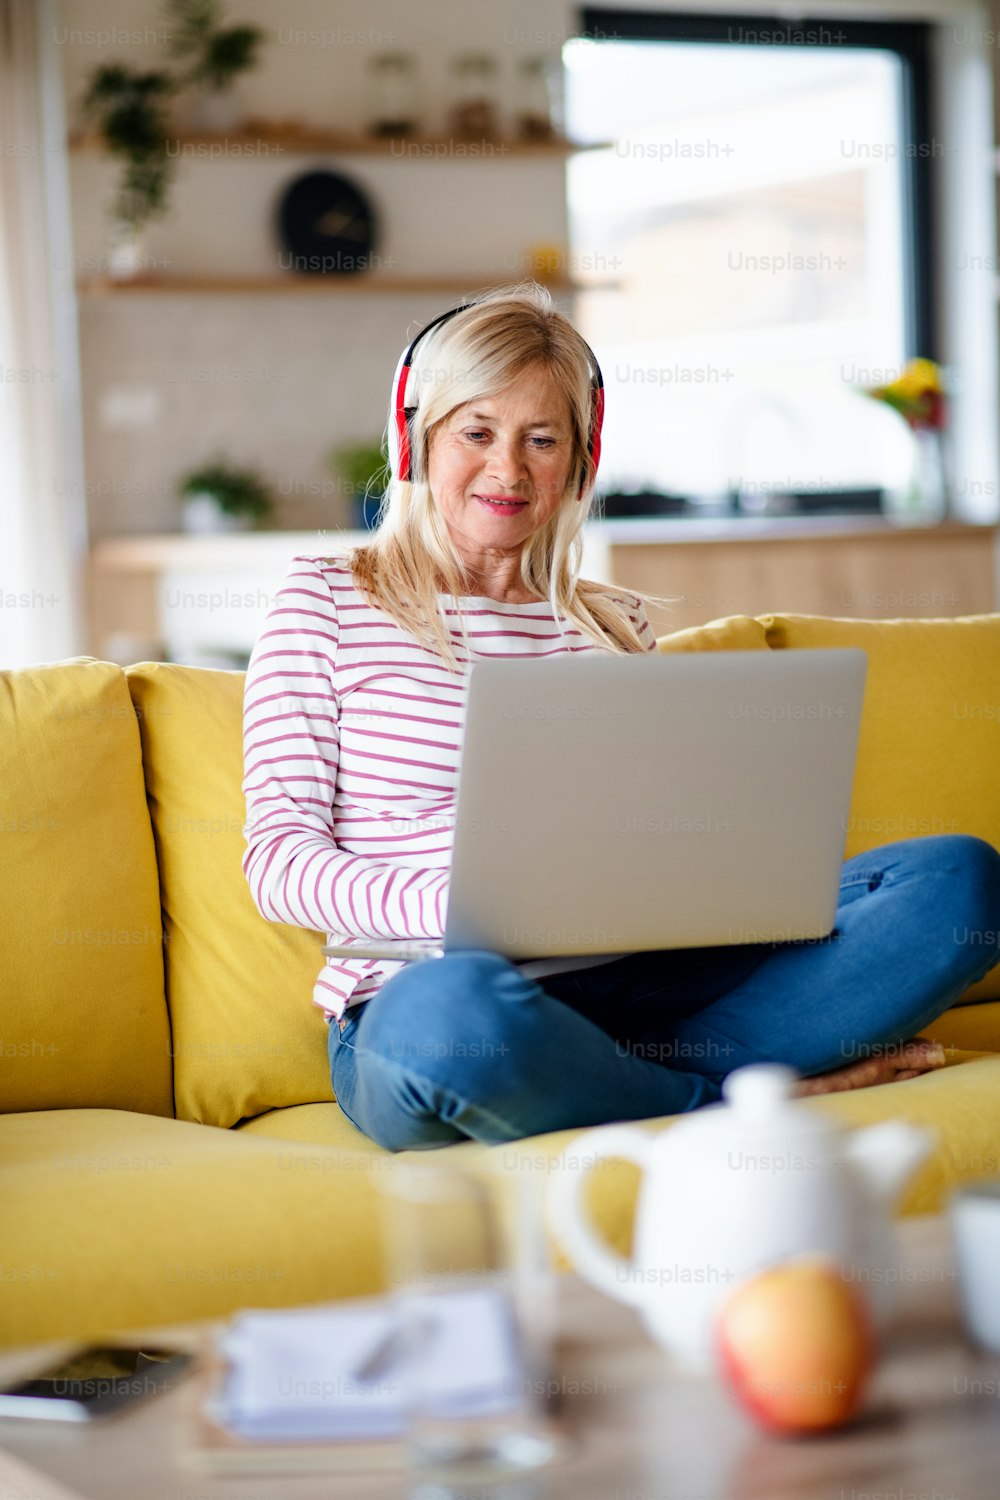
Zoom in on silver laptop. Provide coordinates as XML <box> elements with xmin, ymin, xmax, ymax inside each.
<box><xmin>322</xmin><ymin>648</ymin><xmax>867</xmax><ymax>964</ymax></box>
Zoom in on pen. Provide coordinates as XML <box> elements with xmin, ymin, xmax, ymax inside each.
<box><xmin>350</xmin><ymin>1312</ymin><xmax>439</xmax><ymax>1383</ymax></box>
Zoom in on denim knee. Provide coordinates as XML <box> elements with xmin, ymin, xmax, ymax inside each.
<box><xmin>936</xmin><ymin>834</ymin><xmax>1000</xmax><ymax>952</ymax></box>
<box><xmin>353</xmin><ymin>950</ymin><xmax>526</xmax><ymax>1079</ymax></box>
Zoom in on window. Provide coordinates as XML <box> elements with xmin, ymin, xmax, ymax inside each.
<box><xmin>565</xmin><ymin>11</ymin><xmax>936</xmax><ymax>513</ymax></box>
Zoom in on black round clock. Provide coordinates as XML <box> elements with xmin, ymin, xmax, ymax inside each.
<box><xmin>276</xmin><ymin>170</ymin><xmax>378</xmax><ymax>276</ymax></box>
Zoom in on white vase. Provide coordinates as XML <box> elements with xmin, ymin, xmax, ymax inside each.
<box><xmin>186</xmin><ymin>82</ymin><xmax>245</xmax><ymax>134</ymax></box>
<box><xmin>106</xmin><ymin>220</ymin><xmax>149</xmax><ymax>282</ymax></box>
<box><xmin>882</xmin><ymin>426</ymin><xmax>949</xmax><ymax>527</ymax></box>
<box><xmin>181</xmin><ymin>494</ymin><xmax>255</xmax><ymax>534</ymax></box>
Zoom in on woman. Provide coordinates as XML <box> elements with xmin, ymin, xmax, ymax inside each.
<box><xmin>242</xmin><ymin>282</ymin><xmax>1000</xmax><ymax>1151</ymax></box>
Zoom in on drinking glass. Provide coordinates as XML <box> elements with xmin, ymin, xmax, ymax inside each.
<box><xmin>376</xmin><ymin>1156</ymin><xmax>569</xmax><ymax>1484</ymax></box>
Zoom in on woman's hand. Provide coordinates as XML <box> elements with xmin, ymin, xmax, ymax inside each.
<box><xmin>791</xmin><ymin>1037</ymin><xmax>947</xmax><ymax>1096</ymax></box>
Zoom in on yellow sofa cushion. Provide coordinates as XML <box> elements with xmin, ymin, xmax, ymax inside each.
<box><xmin>656</xmin><ymin>613</ymin><xmax>768</xmax><ymax>654</ymax></box>
<box><xmin>921</xmin><ymin>1000</ymin><xmax>1000</xmax><ymax>1054</ymax></box>
<box><xmin>759</xmin><ymin>613</ymin><xmax>1000</xmax><ymax>1002</ymax></box>
<box><xmin>0</xmin><ymin>659</ymin><xmax>171</xmax><ymax>1116</ymax></box>
<box><xmin>125</xmin><ymin>664</ymin><xmax>332</xmax><ymax>1129</ymax></box>
<box><xmin>236</xmin><ymin>1100</ymin><xmax>388</xmax><ymax>1153</ymax></box>
<box><xmin>0</xmin><ymin>1108</ymin><xmax>386</xmax><ymax>1349</ymax></box>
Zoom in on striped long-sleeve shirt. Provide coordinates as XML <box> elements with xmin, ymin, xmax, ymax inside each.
<box><xmin>241</xmin><ymin>552</ymin><xmax>658</xmax><ymax>1025</ymax></box>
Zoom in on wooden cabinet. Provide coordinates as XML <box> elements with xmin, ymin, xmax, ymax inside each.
<box><xmin>588</xmin><ymin>518</ymin><xmax>998</xmax><ymax>636</ymax></box>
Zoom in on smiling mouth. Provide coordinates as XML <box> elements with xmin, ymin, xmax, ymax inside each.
<box><xmin>475</xmin><ymin>495</ymin><xmax>529</xmax><ymax>512</ymax></box>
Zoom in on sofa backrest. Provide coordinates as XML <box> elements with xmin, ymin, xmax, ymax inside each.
<box><xmin>0</xmin><ymin>658</ymin><xmax>173</xmax><ymax>1116</ymax></box>
<box><xmin>124</xmin><ymin>663</ymin><xmax>334</xmax><ymax>1128</ymax></box>
<box><xmin>763</xmin><ymin>612</ymin><xmax>1000</xmax><ymax>1001</ymax></box>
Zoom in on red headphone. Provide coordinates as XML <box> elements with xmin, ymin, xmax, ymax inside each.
<box><xmin>388</xmin><ymin>302</ymin><xmax>604</xmax><ymax>498</ymax></box>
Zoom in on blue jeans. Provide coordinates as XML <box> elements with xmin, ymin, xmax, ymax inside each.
<box><xmin>327</xmin><ymin>835</ymin><xmax>1000</xmax><ymax>1151</ymax></box>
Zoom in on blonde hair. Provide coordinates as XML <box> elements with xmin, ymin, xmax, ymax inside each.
<box><xmin>325</xmin><ymin>282</ymin><xmax>679</xmax><ymax>670</ymax></box>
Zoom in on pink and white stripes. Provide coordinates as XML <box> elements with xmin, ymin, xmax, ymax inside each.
<box><xmin>241</xmin><ymin>553</ymin><xmax>657</xmax><ymax>1023</ymax></box>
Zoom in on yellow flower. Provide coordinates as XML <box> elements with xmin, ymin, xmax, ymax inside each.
<box><xmin>862</xmin><ymin>357</ymin><xmax>946</xmax><ymax>430</ymax></box>
<box><xmin>889</xmin><ymin>358</ymin><xmax>943</xmax><ymax>402</ymax></box>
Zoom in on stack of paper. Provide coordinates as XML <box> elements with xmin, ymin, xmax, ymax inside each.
<box><xmin>208</xmin><ymin>1285</ymin><xmax>527</xmax><ymax>1442</ymax></box>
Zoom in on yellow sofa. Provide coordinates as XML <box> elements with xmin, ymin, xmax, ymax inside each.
<box><xmin>3</xmin><ymin>610</ymin><xmax>1000</xmax><ymax>1352</ymax></box>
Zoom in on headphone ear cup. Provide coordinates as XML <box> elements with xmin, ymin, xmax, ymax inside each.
<box><xmin>577</xmin><ymin>381</ymin><xmax>603</xmax><ymax>498</ymax></box>
<box><xmin>589</xmin><ymin>384</ymin><xmax>604</xmax><ymax>479</ymax></box>
<box><xmin>387</xmin><ymin>415</ymin><xmax>399</xmax><ymax>482</ymax></box>
<box><xmin>388</xmin><ymin>343</ymin><xmax>411</xmax><ymax>482</ymax></box>
<box><xmin>403</xmin><ymin>409</ymin><xmax>417</xmax><ymax>483</ymax></box>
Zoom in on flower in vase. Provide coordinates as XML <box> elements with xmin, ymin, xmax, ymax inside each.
<box><xmin>860</xmin><ymin>357</ymin><xmax>946</xmax><ymax>431</ymax></box>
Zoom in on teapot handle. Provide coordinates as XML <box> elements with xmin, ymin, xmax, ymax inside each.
<box><xmin>546</xmin><ymin>1125</ymin><xmax>654</xmax><ymax>1307</ymax></box>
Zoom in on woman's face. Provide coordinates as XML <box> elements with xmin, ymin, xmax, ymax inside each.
<box><xmin>425</xmin><ymin>362</ymin><xmax>577</xmax><ymax>574</ymax></box>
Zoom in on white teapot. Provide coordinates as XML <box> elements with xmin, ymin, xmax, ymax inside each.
<box><xmin>547</xmin><ymin>1063</ymin><xmax>935</xmax><ymax>1370</ymax></box>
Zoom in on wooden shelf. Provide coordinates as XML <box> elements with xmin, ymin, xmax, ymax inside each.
<box><xmin>68</xmin><ymin>126</ymin><xmax>610</xmax><ymax>158</ymax></box>
<box><xmin>74</xmin><ymin>273</ymin><xmax>611</xmax><ymax>297</ymax></box>
<box><xmin>69</xmin><ymin>120</ymin><xmax>614</xmax><ymax>300</ymax></box>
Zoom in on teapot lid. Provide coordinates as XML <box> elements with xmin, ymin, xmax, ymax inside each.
<box><xmin>665</xmin><ymin>1063</ymin><xmax>843</xmax><ymax>1150</ymax></box>
<box><xmin>723</xmin><ymin>1064</ymin><xmax>806</xmax><ymax>1116</ymax></box>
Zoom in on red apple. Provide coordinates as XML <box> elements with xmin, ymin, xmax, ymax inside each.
<box><xmin>715</xmin><ymin>1255</ymin><xmax>877</xmax><ymax>1435</ymax></box>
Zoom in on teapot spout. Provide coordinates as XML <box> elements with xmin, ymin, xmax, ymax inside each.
<box><xmin>844</xmin><ymin>1119</ymin><xmax>937</xmax><ymax>1209</ymax></box>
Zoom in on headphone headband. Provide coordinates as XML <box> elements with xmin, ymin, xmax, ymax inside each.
<box><xmin>387</xmin><ymin>301</ymin><xmax>604</xmax><ymax>498</ymax></box>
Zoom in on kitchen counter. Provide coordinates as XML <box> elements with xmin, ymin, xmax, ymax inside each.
<box><xmin>587</xmin><ymin>514</ymin><xmax>993</xmax><ymax>543</ymax></box>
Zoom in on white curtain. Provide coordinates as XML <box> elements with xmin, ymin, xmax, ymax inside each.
<box><xmin>0</xmin><ymin>0</ymin><xmax>87</xmax><ymax>668</ymax></box>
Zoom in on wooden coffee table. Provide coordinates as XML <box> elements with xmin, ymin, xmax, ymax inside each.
<box><xmin>2</xmin><ymin>1214</ymin><xmax>1000</xmax><ymax>1499</ymax></box>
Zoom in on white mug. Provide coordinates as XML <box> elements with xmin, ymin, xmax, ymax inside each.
<box><xmin>950</xmin><ymin>1179</ymin><xmax>1000</xmax><ymax>1353</ymax></box>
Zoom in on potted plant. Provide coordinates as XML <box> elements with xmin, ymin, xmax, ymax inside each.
<box><xmin>76</xmin><ymin>3</ymin><xmax>265</xmax><ymax>271</ymax></box>
<box><xmin>326</xmin><ymin>440</ymin><xmax>389</xmax><ymax>530</ymax></box>
<box><xmin>177</xmin><ymin>457</ymin><xmax>274</xmax><ymax>533</ymax></box>
<box><xmin>166</xmin><ymin>0</ymin><xmax>266</xmax><ymax>133</ymax></box>
<box><xmin>78</xmin><ymin>64</ymin><xmax>177</xmax><ymax>279</ymax></box>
